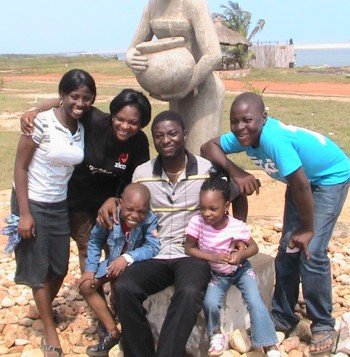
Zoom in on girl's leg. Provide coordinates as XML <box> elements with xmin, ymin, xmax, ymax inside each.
<box><xmin>32</xmin><ymin>283</ymin><xmax>61</xmax><ymax>354</ymax></box>
<box><xmin>235</xmin><ymin>261</ymin><xmax>278</xmax><ymax>348</ymax></box>
<box><xmin>203</xmin><ymin>274</ymin><xmax>232</xmax><ymax>337</ymax></box>
<box><xmin>79</xmin><ymin>277</ymin><xmax>119</xmax><ymax>338</ymax></box>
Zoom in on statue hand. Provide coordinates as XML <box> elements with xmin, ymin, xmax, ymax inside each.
<box><xmin>126</xmin><ymin>47</ymin><xmax>148</xmax><ymax>73</ymax></box>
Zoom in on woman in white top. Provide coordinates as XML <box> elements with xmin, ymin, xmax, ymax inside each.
<box><xmin>13</xmin><ymin>69</ymin><xmax>95</xmax><ymax>357</ymax></box>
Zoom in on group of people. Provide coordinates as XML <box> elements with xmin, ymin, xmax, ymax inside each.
<box><xmin>9</xmin><ymin>67</ymin><xmax>349</xmax><ymax>357</ymax></box>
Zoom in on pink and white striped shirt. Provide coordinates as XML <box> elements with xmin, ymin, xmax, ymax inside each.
<box><xmin>185</xmin><ymin>214</ymin><xmax>250</xmax><ymax>274</ymax></box>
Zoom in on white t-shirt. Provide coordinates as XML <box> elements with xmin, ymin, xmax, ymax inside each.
<box><xmin>185</xmin><ymin>214</ymin><xmax>250</xmax><ymax>274</ymax></box>
<box><xmin>26</xmin><ymin>109</ymin><xmax>84</xmax><ymax>203</ymax></box>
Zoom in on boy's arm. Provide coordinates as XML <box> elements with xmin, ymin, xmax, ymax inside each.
<box><xmin>84</xmin><ymin>223</ymin><xmax>109</xmax><ymax>273</ymax></box>
<box><xmin>286</xmin><ymin>168</ymin><xmax>313</xmax><ymax>258</ymax></box>
<box><xmin>185</xmin><ymin>235</ymin><xmax>231</xmax><ymax>264</ymax></box>
<box><xmin>126</xmin><ymin>212</ymin><xmax>161</xmax><ymax>263</ymax></box>
<box><xmin>201</xmin><ymin>137</ymin><xmax>260</xmax><ymax>195</ymax></box>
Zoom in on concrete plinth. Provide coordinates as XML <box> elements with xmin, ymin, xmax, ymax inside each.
<box><xmin>143</xmin><ymin>253</ymin><xmax>275</xmax><ymax>356</ymax></box>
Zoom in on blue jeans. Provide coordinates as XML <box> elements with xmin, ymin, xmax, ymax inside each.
<box><xmin>272</xmin><ymin>181</ymin><xmax>349</xmax><ymax>333</ymax></box>
<box><xmin>204</xmin><ymin>261</ymin><xmax>278</xmax><ymax>348</ymax></box>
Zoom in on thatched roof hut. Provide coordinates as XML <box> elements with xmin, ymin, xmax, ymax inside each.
<box><xmin>214</xmin><ymin>17</ymin><xmax>251</xmax><ymax>46</ymax></box>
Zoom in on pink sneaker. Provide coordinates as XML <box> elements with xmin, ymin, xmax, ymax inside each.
<box><xmin>208</xmin><ymin>333</ymin><xmax>226</xmax><ymax>356</ymax></box>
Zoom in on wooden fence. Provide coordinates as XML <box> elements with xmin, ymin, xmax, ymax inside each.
<box><xmin>249</xmin><ymin>44</ymin><xmax>295</xmax><ymax>68</ymax></box>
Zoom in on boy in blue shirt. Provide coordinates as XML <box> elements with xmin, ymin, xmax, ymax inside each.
<box><xmin>79</xmin><ymin>183</ymin><xmax>160</xmax><ymax>356</ymax></box>
<box><xmin>201</xmin><ymin>92</ymin><xmax>349</xmax><ymax>355</ymax></box>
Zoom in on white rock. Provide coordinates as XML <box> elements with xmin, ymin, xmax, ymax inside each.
<box><xmin>15</xmin><ymin>296</ymin><xmax>29</xmax><ymax>306</ymax></box>
<box><xmin>1</xmin><ymin>296</ymin><xmax>15</xmax><ymax>308</ymax></box>
<box><xmin>337</xmin><ymin>312</ymin><xmax>350</xmax><ymax>354</ymax></box>
<box><xmin>273</xmin><ymin>222</ymin><xmax>283</xmax><ymax>232</ymax></box>
<box><xmin>228</xmin><ymin>328</ymin><xmax>252</xmax><ymax>353</ymax></box>
<box><xmin>15</xmin><ymin>338</ymin><xmax>29</xmax><ymax>346</ymax></box>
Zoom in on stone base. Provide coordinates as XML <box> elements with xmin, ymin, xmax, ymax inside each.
<box><xmin>143</xmin><ymin>253</ymin><xmax>275</xmax><ymax>356</ymax></box>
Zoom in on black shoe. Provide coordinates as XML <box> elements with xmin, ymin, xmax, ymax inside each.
<box><xmin>86</xmin><ymin>333</ymin><xmax>120</xmax><ymax>357</ymax></box>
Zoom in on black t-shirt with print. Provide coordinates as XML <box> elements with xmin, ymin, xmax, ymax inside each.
<box><xmin>67</xmin><ymin>106</ymin><xmax>150</xmax><ymax>214</ymax></box>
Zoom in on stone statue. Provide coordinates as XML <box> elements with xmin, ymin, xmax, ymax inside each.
<box><xmin>126</xmin><ymin>0</ymin><xmax>225</xmax><ymax>154</ymax></box>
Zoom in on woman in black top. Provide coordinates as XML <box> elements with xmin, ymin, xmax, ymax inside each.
<box><xmin>22</xmin><ymin>88</ymin><xmax>151</xmax><ymax>272</ymax></box>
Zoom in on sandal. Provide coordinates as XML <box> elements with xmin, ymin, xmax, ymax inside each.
<box><xmin>309</xmin><ymin>329</ymin><xmax>337</xmax><ymax>355</ymax></box>
<box><xmin>40</xmin><ymin>337</ymin><xmax>63</xmax><ymax>357</ymax></box>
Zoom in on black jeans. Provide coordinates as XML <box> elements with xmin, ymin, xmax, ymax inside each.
<box><xmin>112</xmin><ymin>257</ymin><xmax>211</xmax><ymax>357</ymax></box>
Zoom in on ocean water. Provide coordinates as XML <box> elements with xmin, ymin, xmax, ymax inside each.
<box><xmin>294</xmin><ymin>48</ymin><xmax>350</xmax><ymax>67</ymax></box>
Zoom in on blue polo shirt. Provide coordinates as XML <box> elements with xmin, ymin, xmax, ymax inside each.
<box><xmin>220</xmin><ymin>117</ymin><xmax>350</xmax><ymax>185</ymax></box>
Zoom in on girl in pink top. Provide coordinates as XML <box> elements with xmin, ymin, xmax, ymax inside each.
<box><xmin>185</xmin><ymin>169</ymin><xmax>279</xmax><ymax>357</ymax></box>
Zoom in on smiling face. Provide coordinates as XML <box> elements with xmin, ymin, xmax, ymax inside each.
<box><xmin>60</xmin><ymin>85</ymin><xmax>94</xmax><ymax>120</ymax></box>
<box><xmin>199</xmin><ymin>190</ymin><xmax>230</xmax><ymax>230</ymax></box>
<box><xmin>230</xmin><ymin>94</ymin><xmax>267</xmax><ymax>148</ymax></box>
<box><xmin>152</xmin><ymin>119</ymin><xmax>187</xmax><ymax>159</ymax></box>
<box><xmin>112</xmin><ymin>105</ymin><xmax>142</xmax><ymax>142</ymax></box>
<box><xmin>120</xmin><ymin>185</ymin><xmax>150</xmax><ymax>229</ymax></box>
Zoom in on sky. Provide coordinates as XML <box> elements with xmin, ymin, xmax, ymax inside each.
<box><xmin>0</xmin><ymin>0</ymin><xmax>349</xmax><ymax>54</ymax></box>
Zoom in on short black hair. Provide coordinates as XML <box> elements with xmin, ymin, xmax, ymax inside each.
<box><xmin>151</xmin><ymin>110</ymin><xmax>185</xmax><ymax>133</ymax></box>
<box><xmin>231</xmin><ymin>92</ymin><xmax>265</xmax><ymax>114</ymax></box>
<box><xmin>59</xmin><ymin>69</ymin><xmax>96</xmax><ymax>104</ymax></box>
<box><xmin>201</xmin><ymin>166</ymin><xmax>231</xmax><ymax>202</ymax></box>
<box><xmin>109</xmin><ymin>89</ymin><xmax>151</xmax><ymax>128</ymax></box>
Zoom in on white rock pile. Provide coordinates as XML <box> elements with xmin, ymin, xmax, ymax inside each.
<box><xmin>0</xmin><ymin>218</ymin><xmax>349</xmax><ymax>356</ymax></box>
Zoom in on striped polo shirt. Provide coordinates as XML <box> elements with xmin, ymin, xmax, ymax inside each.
<box><xmin>132</xmin><ymin>152</ymin><xmax>212</xmax><ymax>259</ymax></box>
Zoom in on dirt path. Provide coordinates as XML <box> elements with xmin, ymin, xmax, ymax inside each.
<box><xmin>3</xmin><ymin>72</ymin><xmax>350</xmax><ymax>98</ymax></box>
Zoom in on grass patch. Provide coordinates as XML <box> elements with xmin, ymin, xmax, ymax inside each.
<box><xmin>0</xmin><ymin>55</ymin><xmax>132</xmax><ymax>77</ymax></box>
<box><xmin>248</xmin><ymin>67</ymin><xmax>350</xmax><ymax>83</ymax></box>
<box><xmin>0</xmin><ymin>55</ymin><xmax>349</xmax><ymax>189</ymax></box>
<box><xmin>0</xmin><ymin>131</ymin><xmax>19</xmax><ymax>189</ymax></box>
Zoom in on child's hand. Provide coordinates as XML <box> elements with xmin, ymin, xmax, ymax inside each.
<box><xmin>18</xmin><ymin>214</ymin><xmax>35</xmax><ymax>239</ymax></box>
<box><xmin>213</xmin><ymin>252</ymin><xmax>231</xmax><ymax>264</ymax></box>
<box><xmin>107</xmin><ymin>256</ymin><xmax>128</xmax><ymax>277</ymax></box>
<box><xmin>229</xmin><ymin>251</ymin><xmax>244</xmax><ymax>265</ymax></box>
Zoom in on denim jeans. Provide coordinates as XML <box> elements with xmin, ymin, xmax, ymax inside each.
<box><xmin>203</xmin><ymin>260</ymin><xmax>278</xmax><ymax>348</ymax></box>
<box><xmin>272</xmin><ymin>180</ymin><xmax>349</xmax><ymax>333</ymax></box>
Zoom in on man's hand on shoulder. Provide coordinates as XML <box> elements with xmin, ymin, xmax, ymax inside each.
<box><xmin>96</xmin><ymin>197</ymin><xmax>119</xmax><ymax>230</ymax></box>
